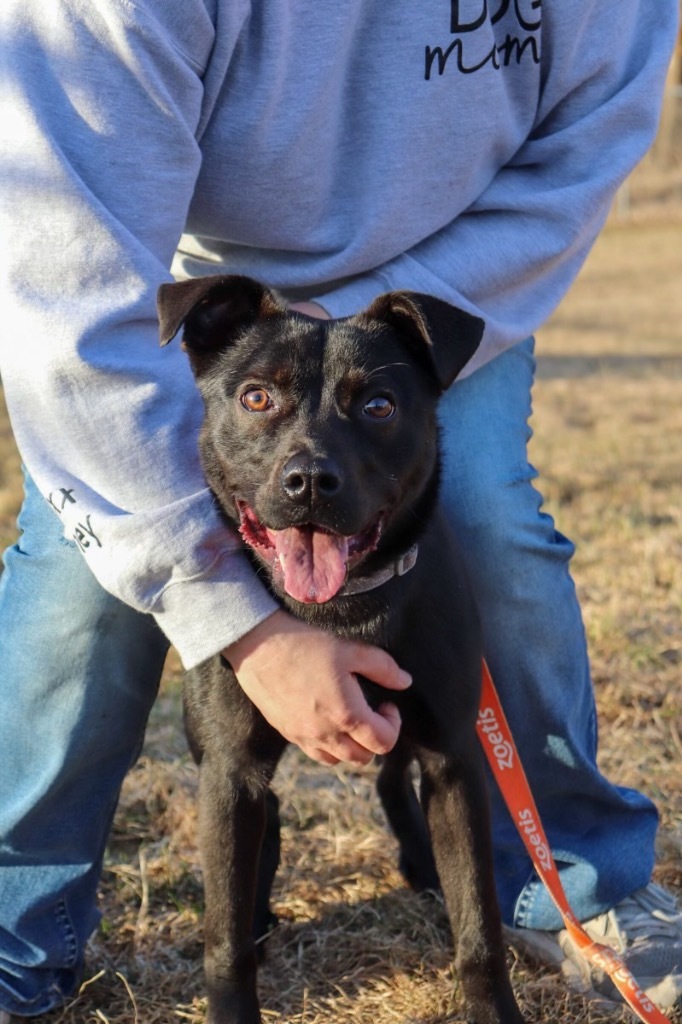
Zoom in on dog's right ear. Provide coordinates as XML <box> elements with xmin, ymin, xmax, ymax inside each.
<box><xmin>157</xmin><ymin>274</ymin><xmax>285</xmax><ymax>353</ymax></box>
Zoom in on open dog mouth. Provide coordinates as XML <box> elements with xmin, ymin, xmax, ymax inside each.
<box><xmin>237</xmin><ymin>501</ymin><xmax>383</xmax><ymax>603</ymax></box>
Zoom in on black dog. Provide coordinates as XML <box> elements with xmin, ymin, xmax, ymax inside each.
<box><xmin>157</xmin><ymin>275</ymin><xmax>525</xmax><ymax>1024</ymax></box>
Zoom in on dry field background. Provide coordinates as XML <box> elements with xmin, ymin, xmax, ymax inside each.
<box><xmin>0</xmin><ymin>212</ymin><xmax>681</xmax><ymax>1023</ymax></box>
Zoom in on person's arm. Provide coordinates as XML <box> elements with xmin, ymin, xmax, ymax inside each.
<box><xmin>313</xmin><ymin>3</ymin><xmax>678</xmax><ymax>379</ymax></box>
<box><xmin>0</xmin><ymin>2</ymin><xmax>409</xmax><ymax>765</ymax></box>
<box><xmin>1</xmin><ymin>0</ymin><xmax>281</xmax><ymax>668</ymax></box>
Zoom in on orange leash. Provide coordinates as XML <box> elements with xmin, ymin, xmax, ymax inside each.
<box><xmin>476</xmin><ymin>659</ymin><xmax>672</xmax><ymax>1024</ymax></box>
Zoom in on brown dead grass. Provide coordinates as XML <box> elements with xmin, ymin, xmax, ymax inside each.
<box><xmin>0</xmin><ymin>219</ymin><xmax>680</xmax><ymax>1023</ymax></box>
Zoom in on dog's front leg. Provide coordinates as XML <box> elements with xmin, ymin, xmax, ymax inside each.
<box><xmin>198</xmin><ymin>758</ymin><xmax>272</xmax><ymax>1024</ymax></box>
<box><xmin>376</xmin><ymin>745</ymin><xmax>440</xmax><ymax>893</ymax></box>
<box><xmin>419</xmin><ymin>745</ymin><xmax>525</xmax><ymax>1024</ymax></box>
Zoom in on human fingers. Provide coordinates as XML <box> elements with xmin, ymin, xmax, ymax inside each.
<box><xmin>226</xmin><ymin>615</ymin><xmax>409</xmax><ymax>763</ymax></box>
<box><xmin>345</xmin><ymin>700</ymin><xmax>403</xmax><ymax>758</ymax></box>
<box><xmin>306</xmin><ymin>734</ymin><xmax>376</xmax><ymax>767</ymax></box>
<box><xmin>307</xmin><ymin>747</ymin><xmax>341</xmax><ymax>766</ymax></box>
<box><xmin>351</xmin><ymin>644</ymin><xmax>412</xmax><ymax>693</ymax></box>
<box><xmin>298</xmin><ymin>694</ymin><xmax>396</xmax><ymax>765</ymax></box>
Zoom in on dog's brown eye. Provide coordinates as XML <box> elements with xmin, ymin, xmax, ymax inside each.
<box><xmin>241</xmin><ymin>388</ymin><xmax>273</xmax><ymax>412</ymax></box>
<box><xmin>363</xmin><ymin>395</ymin><xmax>395</xmax><ymax>419</ymax></box>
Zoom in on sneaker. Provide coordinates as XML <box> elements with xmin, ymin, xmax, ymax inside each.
<box><xmin>504</xmin><ymin>882</ymin><xmax>682</xmax><ymax>1010</ymax></box>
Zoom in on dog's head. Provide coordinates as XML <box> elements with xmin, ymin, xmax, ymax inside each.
<box><xmin>158</xmin><ymin>275</ymin><xmax>483</xmax><ymax>604</ymax></box>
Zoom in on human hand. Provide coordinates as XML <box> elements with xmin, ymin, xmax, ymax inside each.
<box><xmin>223</xmin><ymin>610</ymin><xmax>411</xmax><ymax>765</ymax></box>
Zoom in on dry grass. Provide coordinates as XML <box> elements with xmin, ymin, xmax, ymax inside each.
<box><xmin>0</xmin><ymin>219</ymin><xmax>681</xmax><ymax>1023</ymax></box>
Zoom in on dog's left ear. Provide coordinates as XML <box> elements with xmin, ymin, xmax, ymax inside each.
<box><xmin>363</xmin><ymin>291</ymin><xmax>484</xmax><ymax>390</ymax></box>
<box><xmin>157</xmin><ymin>274</ymin><xmax>285</xmax><ymax>351</ymax></box>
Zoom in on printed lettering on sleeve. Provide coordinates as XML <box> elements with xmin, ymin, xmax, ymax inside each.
<box><xmin>47</xmin><ymin>487</ymin><xmax>102</xmax><ymax>551</ymax></box>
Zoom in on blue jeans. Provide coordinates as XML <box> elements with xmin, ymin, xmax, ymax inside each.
<box><xmin>438</xmin><ymin>339</ymin><xmax>657</xmax><ymax>928</ymax></box>
<box><xmin>0</xmin><ymin>472</ymin><xmax>168</xmax><ymax>1016</ymax></box>
<box><xmin>0</xmin><ymin>339</ymin><xmax>658</xmax><ymax>1015</ymax></box>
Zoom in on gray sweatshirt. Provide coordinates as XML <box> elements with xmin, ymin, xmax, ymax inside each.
<box><xmin>0</xmin><ymin>0</ymin><xmax>677</xmax><ymax>666</ymax></box>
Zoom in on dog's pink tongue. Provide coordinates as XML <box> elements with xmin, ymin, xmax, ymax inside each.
<box><xmin>268</xmin><ymin>526</ymin><xmax>349</xmax><ymax>603</ymax></box>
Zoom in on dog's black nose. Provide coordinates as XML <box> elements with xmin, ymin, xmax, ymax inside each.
<box><xmin>281</xmin><ymin>454</ymin><xmax>344</xmax><ymax>502</ymax></box>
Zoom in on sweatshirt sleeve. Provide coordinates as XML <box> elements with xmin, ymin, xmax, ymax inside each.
<box><xmin>0</xmin><ymin>0</ymin><xmax>279</xmax><ymax>668</ymax></box>
<box><xmin>314</xmin><ymin>3</ymin><xmax>678</xmax><ymax>379</ymax></box>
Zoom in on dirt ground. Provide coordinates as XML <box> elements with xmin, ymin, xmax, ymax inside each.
<box><xmin>0</xmin><ymin>217</ymin><xmax>680</xmax><ymax>1023</ymax></box>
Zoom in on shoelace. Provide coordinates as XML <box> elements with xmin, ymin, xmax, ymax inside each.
<box><xmin>605</xmin><ymin>888</ymin><xmax>682</xmax><ymax>949</ymax></box>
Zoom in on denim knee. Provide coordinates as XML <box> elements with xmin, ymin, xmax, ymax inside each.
<box><xmin>0</xmin><ymin>473</ymin><xmax>169</xmax><ymax>1015</ymax></box>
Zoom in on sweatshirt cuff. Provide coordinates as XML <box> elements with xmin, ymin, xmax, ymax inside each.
<box><xmin>150</xmin><ymin>547</ymin><xmax>280</xmax><ymax>669</ymax></box>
